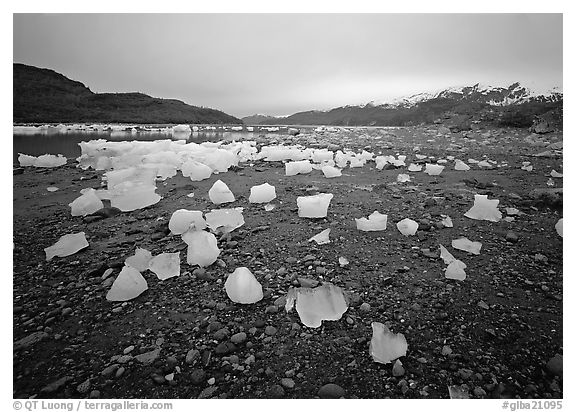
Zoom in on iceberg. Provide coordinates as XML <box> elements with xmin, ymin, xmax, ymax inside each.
<box><xmin>424</xmin><ymin>164</ymin><xmax>444</xmax><ymax>176</ymax></box>
<box><xmin>168</xmin><ymin>209</ymin><xmax>207</xmax><ymax>234</ymax></box>
<box><xmin>44</xmin><ymin>232</ymin><xmax>89</xmax><ymax>261</ymax></box>
<box><xmin>183</xmin><ymin>230</ymin><xmax>220</xmax><ymax>267</ymax></box>
<box><xmin>285</xmin><ymin>283</ymin><xmax>348</xmax><ymax>328</ymax></box>
<box><xmin>464</xmin><ymin>194</ymin><xmax>502</xmax><ymax>222</ymax></box>
<box><xmin>148</xmin><ymin>252</ymin><xmax>180</xmax><ymax>280</ymax></box>
<box><xmin>224</xmin><ymin>267</ymin><xmax>263</xmax><ymax>304</ymax></box>
<box><xmin>309</xmin><ymin>228</ymin><xmax>331</xmax><ymax>245</ymax></box>
<box><xmin>205</xmin><ymin>208</ymin><xmax>245</xmax><ymax>233</ymax></box>
<box><xmin>355</xmin><ymin>211</ymin><xmax>388</xmax><ymax>231</ymax></box>
<box><xmin>322</xmin><ymin>165</ymin><xmax>342</xmax><ymax>178</ymax></box>
<box><xmin>125</xmin><ymin>248</ymin><xmax>153</xmax><ymax>272</ymax></box>
<box><xmin>369</xmin><ymin>322</ymin><xmax>408</xmax><ymax>364</ymax></box>
<box><xmin>396</xmin><ymin>218</ymin><xmax>418</xmax><ymax>236</ymax></box>
<box><xmin>297</xmin><ymin>194</ymin><xmax>333</xmax><ymax>218</ymax></box>
<box><xmin>285</xmin><ymin>160</ymin><xmax>313</xmax><ymax>176</ymax></box>
<box><xmin>69</xmin><ymin>189</ymin><xmax>104</xmax><ymax>217</ymax></box>
<box><xmin>249</xmin><ymin>183</ymin><xmax>277</xmax><ymax>203</ymax></box>
<box><xmin>208</xmin><ymin>180</ymin><xmax>235</xmax><ymax>205</ymax></box>
<box><xmin>106</xmin><ymin>265</ymin><xmax>148</xmax><ymax>301</ymax></box>
<box><xmin>452</xmin><ymin>238</ymin><xmax>482</xmax><ymax>255</ymax></box>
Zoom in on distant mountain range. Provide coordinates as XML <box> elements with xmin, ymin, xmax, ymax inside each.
<box><xmin>242</xmin><ymin>82</ymin><xmax>563</xmax><ymax>128</ymax></box>
<box><xmin>13</xmin><ymin>63</ymin><xmax>242</xmax><ymax>124</ymax></box>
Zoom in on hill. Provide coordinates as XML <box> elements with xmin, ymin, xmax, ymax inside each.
<box><xmin>13</xmin><ymin>63</ymin><xmax>242</xmax><ymax>124</ymax></box>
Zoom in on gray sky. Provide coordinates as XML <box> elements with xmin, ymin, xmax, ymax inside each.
<box><xmin>13</xmin><ymin>13</ymin><xmax>562</xmax><ymax>118</ymax></box>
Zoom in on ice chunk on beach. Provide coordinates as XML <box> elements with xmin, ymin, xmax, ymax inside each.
<box><xmin>440</xmin><ymin>215</ymin><xmax>453</xmax><ymax>228</ymax></box>
<box><xmin>285</xmin><ymin>160</ymin><xmax>313</xmax><ymax>176</ymax></box>
<box><xmin>224</xmin><ymin>267</ymin><xmax>263</xmax><ymax>304</ymax></box>
<box><xmin>439</xmin><ymin>244</ymin><xmax>455</xmax><ymax>264</ymax></box>
<box><xmin>339</xmin><ymin>257</ymin><xmax>349</xmax><ymax>266</ymax></box>
<box><xmin>356</xmin><ymin>211</ymin><xmax>388</xmax><ymax>231</ymax></box>
<box><xmin>18</xmin><ymin>153</ymin><xmax>36</xmax><ymax>166</ymax></box>
<box><xmin>550</xmin><ymin>170</ymin><xmax>563</xmax><ymax>178</ymax></box>
<box><xmin>106</xmin><ymin>265</ymin><xmax>148</xmax><ymax>301</ymax></box>
<box><xmin>47</xmin><ymin>187</ymin><xmax>59</xmax><ymax>192</ymax></box>
<box><xmin>297</xmin><ymin>193</ymin><xmax>333</xmax><ymax>218</ymax></box>
<box><xmin>125</xmin><ymin>248</ymin><xmax>153</xmax><ymax>272</ymax></box>
<box><xmin>181</xmin><ymin>160</ymin><xmax>212</xmax><ymax>181</ymax></box>
<box><xmin>208</xmin><ymin>180</ymin><xmax>235</xmax><ymax>205</ymax></box>
<box><xmin>424</xmin><ymin>164</ymin><xmax>444</xmax><ymax>176</ymax></box>
<box><xmin>44</xmin><ymin>232</ymin><xmax>89</xmax><ymax>261</ymax></box>
<box><xmin>69</xmin><ymin>189</ymin><xmax>104</xmax><ymax>217</ymax></box>
<box><xmin>464</xmin><ymin>194</ymin><xmax>502</xmax><ymax>222</ymax></box>
<box><xmin>148</xmin><ymin>252</ymin><xmax>180</xmax><ymax>280</ymax></box>
<box><xmin>396</xmin><ymin>174</ymin><xmax>410</xmax><ymax>183</ymax></box>
<box><xmin>555</xmin><ymin>218</ymin><xmax>563</xmax><ymax>237</ymax></box>
<box><xmin>322</xmin><ymin>165</ymin><xmax>342</xmax><ymax>178</ymax></box>
<box><xmin>249</xmin><ymin>183</ymin><xmax>277</xmax><ymax>203</ymax></box>
<box><xmin>369</xmin><ymin>322</ymin><xmax>408</xmax><ymax>364</ymax></box>
<box><xmin>454</xmin><ymin>160</ymin><xmax>470</xmax><ymax>171</ymax></box>
<box><xmin>408</xmin><ymin>163</ymin><xmax>422</xmax><ymax>172</ymax></box>
<box><xmin>169</xmin><ymin>210</ymin><xmax>207</xmax><ymax>234</ymax></box>
<box><xmin>452</xmin><ymin>238</ymin><xmax>482</xmax><ymax>255</ymax></box>
<box><xmin>309</xmin><ymin>228</ymin><xmax>331</xmax><ymax>245</ymax></box>
<box><xmin>19</xmin><ymin>153</ymin><xmax>67</xmax><ymax>168</ymax></box>
<box><xmin>111</xmin><ymin>186</ymin><xmax>161</xmax><ymax>212</ymax></box>
<box><xmin>183</xmin><ymin>230</ymin><xmax>220</xmax><ymax>267</ymax></box>
<box><xmin>205</xmin><ymin>208</ymin><xmax>245</xmax><ymax>233</ymax></box>
<box><xmin>396</xmin><ymin>218</ymin><xmax>418</xmax><ymax>236</ymax></box>
<box><xmin>285</xmin><ymin>283</ymin><xmax>348</xmax><ymax>328</ymax></box>
<box><xmin>445</xmin><ymin>260</ymin><xmax>467</xmax><ymax>280</ymax></box>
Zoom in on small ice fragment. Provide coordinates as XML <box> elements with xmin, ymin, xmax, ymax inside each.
<box><xmin>249</xmin><ymin>183</ymin><xmax>277</xmax><ymax>203</ymax></box>
<box><xmin>338</xmin><ymin>257</ymin><xmax>349</xmax><ymax>267</ymax></box>
<box><xmin>407</xmin><ymin>163</ymin><xmax>422</xmax><ymax>172</ymax></box>
<box><xmin>208</xmin><ymin>180</ymin><xmax>235</xmax><ymax>205</ymax></box>
<box><xmin>106</xmin><ymin>265</ymin><xmax>148</xmax><ymax>301</ymax></box>
<box><xmin>309</xmin><ymin>228</ymin><xmax>331</xmax><ymax>245</ymax></box>
<box><xmin>182</xmin><ymin>230</ymin><xmax>220</xmax><ymax>267</ymax></box>
<box><xmin>439</xmin><ymin>244</ymin><xmax>456</xmax><ymax>264</ymax></box>
<box><xmin>445</xmin><ymin>260</ymin><xmax>467</xmax><ymax>281</ymax></box>
<box><xmin>550</xmin><ymin>170</ymin><xmax>563</xmax><ymax>178</ymax></box>
<box><xmin>69</xmin><ymin>188</ymin><xmax>104</xmax><ymax>217</ymax></box>
<box><xmin>285</xmin><ymin>283</ymin><xmax>348</xmax><ymax>328</ymax></box>
<box><xmin>297</xmin><ymin>193</ymin><xmax>333</xmax><ymax>218</ymax></box>
<box><xmin>555</xmin><ymin>218</ymin><xmax>563</xmax><ymax>237</ymax></box>
<box><xmin>448</xmin><ymin>385</ymin><xmax>470</xmax><ymax>399</ymax></box>
<box><xmin>464</xmin><ymin>194</ymin><xmax>502</xmax><ymax>222</ymax></box>
<box><xmin>44</xmin><ymin>232</ymin><xmax>89</xmax><ymax>261</ymax></box>
<box><xmin>547</xmin><ymin>178</ymin><xmax>555</xmax><ymax>186</ymax></box>
<box><xmin>356</xmin><ymin>211</ymin><xmax>388</xmax><ymax>232</ymax></box>
<box><xmin>415</xmin><ymin>154</ymin><xmax>427</xmax><ymax>160</ymax></box>
<box><xmin>521</xmin><ymin>163</ymin><xmax>533</xmax><ymax>172</ymax></box>
<box><xmin>369</xmin><ymin>322</ymin><xmax>408</xmax><ymax>364</ymax></box>
<box><xmin>440</xmin><ymin>215</ymin><xmax>453</xmax><ymax>228</ymax></box>
<box><xmin>424</xmin><ymin>164</ymin><xmax>444</xmax><ymax>176</ymax></box>
<box><xmin>285</xmin><ymin>160</ymin><xmax>312</xmax><ymax>176</ymax></box>
<box><xmin>477</xmin><ymin>160</ymin><xmax>492</xmax><ymax>168</ymax></box>
<box><xmin>187</xmin><ymin>193</ymin><xmax>195</xmax><ymax>198</ymax></box>
<box><xmin>468</xmin><ymin>158</ymin><xmax>479</xmax><ymax>164</ymax></box>
<box><xmin>396</xmin><ymin>174</ymin><xmax>410</xmax><ymax>183</ymax></box>
<box><xmin>125</xmin><ymin>248</ymin><xmax>153</xmax><ymax>272</ymax></box>
<box><xmin>506</xmin><ymin>208</ymin><xmax>520</xmax><ymax>216</ymax></box>
<box><xmin>205</xmin><ymin>208</ymin><xmax>245</xmax><ymax>233</ymax></box>
<box><xmin>322</xmin><ymin>165</ymin><xmax>342</xmax><ymax>178</ymax></box>
<box><xmin>224</xmin><ymin>267</ymin><xmax>263</xmax><ymax>304</ymax></box>
<box><xmin>47</xmin><ymin>187</ymin><xmax>59</xmax><ymax>192</ymax></box>
<box><xmin>148</xmin><ymin>252</ymin><xmax>180</xmax><ymax>280</ymax></box>
<box><xmin>168</xmin><ymin>209</ymin><xmax>207</xmax><ymax>234</ymax></box>
<box><xmin>454</xmin><ymin>160</ymin><xmax>470</xmax><ymax>171</ymax></box>
<box><xmin>396</xmin><ymin>218</ymin><xmax>418</xmax><ymax>236</ymax></box>
<box><xmin>452</xmin><ymin>238</ymin><xmax>482</xmax><ymax>255</ymax></box>
<box><xmin>264</xmin><ymin>204</ymin><xmax>275</xmax><ymax>211</ymax></box>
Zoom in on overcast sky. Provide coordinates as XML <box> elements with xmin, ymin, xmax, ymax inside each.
<box><xmin>13</xmin><ymin>13</ymin><xmax>562</xmax><ymax>118</ymax></box>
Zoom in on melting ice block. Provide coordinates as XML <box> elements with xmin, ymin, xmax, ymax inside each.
<box><xmin>297</xmin><ymin>193</ymin><xmax>333</xmax><ymax>218</ymax></box>
<box><xmin>424</xmin><ymin>164</ymin><xmax>444</xmax><ymax>176</ymax></box>
<box><xmin>464</xmin><ymin>194</ymin><xmax>502</xmax><ymax>222</ymax></box>
<box><xmin>106</xmin><ymin>265</ymin><xmax>148</xmax><ymax>301</ymax></box>
<box><xmin>205</xmin><ymin>208</ymin><xmax>245</xmax><ymax>233</ymax></box>
<box><xmin>452</xmin><ymin>238</ymin><xmax>482</xmax><ymax>255</ymax></box>
<box><xmin>322</xmin><ymin>165</ymin><xmax>342</xmax><ymax>178</ymax></box>
<box><xmin>285</xmin><ymin>160</ymin><xmax>313</xmax><ymax>176</ymax></box>
<box><xmin>369</xmin><ymin>322</ymin><xmax>408</xmax><ymax>364</ymax></box>
<box><xmin>356</xmin><ymin>211</ymin><xmax>388</xmax><ymax>232</ymax></box>
<box><xmin>396</xmin><ymin>174</ymin><xmax>411</xmax><ymax>183</ymax></box>
<box><xmin>445</xmin><ymin>260</ymin><xmax>467</xmax><ymax>281</ymax></box>
<box><xmin>285</xmin><ymin>283</ymin><xmax>348</xmax><ymax>328</ymax></box>
<box><xmin>396</xmin><ymin>218</ymin><xmax>419</xmax><ymax>236</ymax></box>
<box><xmin>148</xmin><ymin>252</ymin><xmax>180</xmax><ymax>280</ymax></box>
<box><xmin>309</xmin><ymin>228</ymin><xmax>331</xmax><ymax>245</ymax></box>
<box><xmin>408</xmin><ymin>163</ymin><xmax>422</xmax><ymax>172</ymax></box>
<box><xmin>125</xmin><ymin>248</ymin><xmax>153</xmax><ymax>272</ymax></box>
<box><xmin>224</xmin><ymin>267</ymin><xmax>263</xmax><ymax>304</ymax></box>
<box><xmin>439</xmin><ymin>244</ymin><xmax>456</xmax><ymax>264</ymax></box>
<box><xmin>168</xmin><ymin>209</ymin><xmax>207</xmax><ymax>234</ymax></box>
<box><xmin>555</xmin><ymin>218</ymin><xmax>563</xmax><ymax>237</ymax></box>
<box><xmin>454</xmin><ymin>160</ymin><xmax>470</xmax><ymax>171</ymax></box>
<box><xmin>44</xmin><ymin>232</ymin><xmax>89</xmax><ymax>261</ymax></box>
<box><xmin>183</xmin><ymin>230</ymin><xmax>220</xmax><ymax>267</ymax></box>
<box><xmin>249</xmin><ymin>183</ymin><xmax>277</xmax><ymax>203</ymax></box>
<box><xmin>181</xmin><ymin>160</ymin><xmax>212</xmax><ymax>181</ymax></box>
<box><xmin>208</xmin><ymin>180</ymin><xmax>235</xmax><ymax>205</ymax></box>
<box><xmin>69</xmin><ymin>189</ymin><xmax>104</xmax><ymax>217</ymax></box>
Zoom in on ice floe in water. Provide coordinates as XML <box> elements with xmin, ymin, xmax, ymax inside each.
<box><xmin>555</xmin><ymin>218</ymin><xmax>563</xmax><ymax>237</ymax></box>
<box><xmin>424</xmin><ymin>164</ymin><xmax>444</xmax><ymax>176</ymax></box>
<box><xmin>249</xmin><ymin>183</ymin><xmax>276</xmax><ymax>203</ymax></box>
<box><xmin>369</xmin><ymin>322</ymin><xmax>408</xmax><ymax>364</ymax></box>
<box><xmin>205</xmin><ymin>208</ymin><xmax>245</xmax><ymax>233</ymax></box>
<box><xmin>285</xmin><ymin>283</ymin><xmax>348</xmax><ymax>328</ymax></box>
<box><xmin>208</xmin><ymin>180</ymin><xmax>235</xmax><ymax>205</ymax></box>
<box><xmin>309</xmin><ymin>228</ymin><xmax>331</xmax><ymax>245</ymax></box>
<box><xmin>356</xmin><ymin>211</ymin><xmax>388</xmax><ymax>231</ymax></box>
<box><xmin>452</xmin><ymin>238</ymin><xmax>482</xmax><ymax>255</ymax></box>
<box><xmin>224</xmin><ymin>267</ymin><xmax>263</xmax><ymax>304</ymax></box>
<box><xmin>464</xmin><ymin>194</ymin><xmax>502</xmax><ymax>222</ymax></box>
<box><xmin>148</xmin><ymin>252</ymin><xmax>180</xmax><ymax>280</ymax></box>
<box><xmin>106</xmin><ymin>265</ymin><xmax>148</xmax><ymax>301</ymax></box>
<box><xmin>396</xmin><ymin>218</ymin><xmax>419</xmax><ymax>236</ymax></box>
<box><xmin>44</xmin><ymin>232</ymin><xmax>89</xmax><ymax>261</ymax></box>
<box><xmin>69</xmin><ymin>188</ymin><xmax>104</xmax><ymax>217</ymax></box>
<box><xmin>297</xmin><ymin>193</ymin><xmax>333</xmax><ymax>218</ymax></box>
<box><xmin>168</xmin><ymin>210</ymin><xmax>207</xmax><ymax>235</ymax></box>
<box><xmin>125</xmin><ymin>248</ymin><xmax>153</xmax><ymax>272</ymax></box>
<box><xmin>182</xmin><ymin>230</ymin><xmax>220</xmax><ymax>267</ymax></box>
